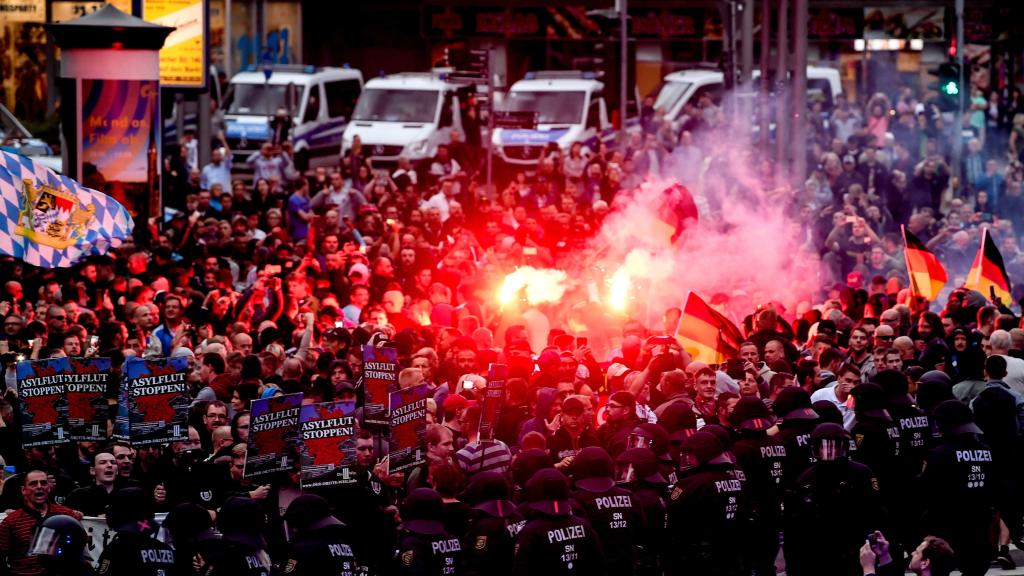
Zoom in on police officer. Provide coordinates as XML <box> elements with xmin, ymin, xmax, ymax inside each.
<box><xmin>280</xmin><ymin>494</ymin><xmax>359</xmax><ymax>576</ymax></box>
<box><xmin>783</xmin><ymin>423</ymin><xmax>882</xmax><ymax>576</ymax></box>
<box><xmin>568</xmin><ymin>446</ymin><xmax>644</xmax><ymax>576</ymax></box>
<box><xmin>918</xmin><ymin>399</ymin><xmax>998</xmax><ymax>576</ymax></box>
<box><xmin>664</xmin><ymin>431</ymin><xmax>749</xmax><ymax>576</ymax></box>
<box><xmin>397</xmin><ymin>488</ymin><xmax>463</xmax><ymax>575</ymax></box>
<box><xmin>95</xmin><ymin>487</ymin><xmax>176</xmax><ymax>576</ymax></box>
<box><xmin>161</xmin><ymin>502</ymin><xmax>218</xmax><ymax>576</ymax></box>
<box><xmin>615</xmin><ymin>448</ymin><xmax>666</xmax><ymax>576</ymax></box>
<box><xmin>27</xmin><ymin>515</ymin><xmax>92</xmax><ymax>576</ymax></box>
<box><xmin>772</xmin><ymin>387</ymin><xmax>820</xmax><ymax>487</ymax></box>
<box><xmin>874</xmin><ymin>369</ymin><xmax>931</xmax><ymax>554</ymax></box>
<box><xmin>462</xmin><ymin>471</ymin><xmax>524</xmax><ymax>576</ymax></box>
<box><xmin>203</xmin><ymin>496</ymin><xmax>273</xmax><ymax>576</ymax></box>
<box><xmin>330</xmin><ymin>429</ymin><xmax>400</xmax><ymax>573</ymax></box>
<box><xmin>512</xmin><ymin>468</ymin><xmax>606</xmax><ymax>576</ymax></box>
<box><xmin>728</xmin><ymin>396</ymin><xmax>785</xmax><ymax>576</ymax></box>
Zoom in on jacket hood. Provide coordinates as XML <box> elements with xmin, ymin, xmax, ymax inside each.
<box><xmin>534</xmin><ymin>387</ymin><xmax>559</xmax><ymax>419</ymax></box>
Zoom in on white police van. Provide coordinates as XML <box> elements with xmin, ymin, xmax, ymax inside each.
<box><xmin>492</xmin><ymin>71</ymin><xmax>614</xmax><ymax>167</ymax></box>
<box><xmin>651</xmin><ymin>65</ymin><xmax>842</xmax><ymax>134</ymax></box>
<box><xmin>341</xmin><ymin>71</ymin><xmax>477</xmax><ymax>165</ymax></box>
<box><xmin>222</xmin><ymin>65</ymin><xmax>363</xmax><ymax>171</ymax></box>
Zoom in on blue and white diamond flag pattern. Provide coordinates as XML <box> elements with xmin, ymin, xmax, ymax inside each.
<box><xmin>0</xmin><ymin>150</ymin><xmax>134</xmax><ymax>268</ymax></box>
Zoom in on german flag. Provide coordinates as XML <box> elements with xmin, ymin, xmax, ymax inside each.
<box><xmin>966</xmin><ymin>228</ymin><xmax>1012</xmax><ymax>304</ymax></box>
<box><xmin>677</xmin><ymin>292</ymin><xmax>744</xmax><ymax>364</ymax></box>
<box><xmin>902</xmin><ymin>225</ymin><xmax>947</xmax><ymax>301</ymax></box>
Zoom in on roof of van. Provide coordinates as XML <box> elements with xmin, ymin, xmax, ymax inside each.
<box><xmin>662</xmin><ymin>69</ymin><xmax>724</xmax><ymax>84</ymax></box>
<box><xmin>230</xmin><ymin>67</ymin><xmax>363</xmax><ymax>86</ymax></box>
<box><xmin>511</xmin><ymin>77</ymin><xmax>603</xmax><ymax>93</ymax></box>
<box><xmin>663</xmin><ymin>65</ymin><xmax>840</xmax><ymax>84</ymax></box>
<box><xmin>363</xmin><ymin>72</ymin><xmax>467</xmax><ymax>91</ymax></box>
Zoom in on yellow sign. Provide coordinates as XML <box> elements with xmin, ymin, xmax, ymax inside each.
<box><xmin>0</xmin><ymin>0</ymin><xmax>46</xmax><ymax>23</ymax></box>
<box><xmin>50</xmin><ymin>1</ymin><xmax>133</xmax><ymax>23</ymax></box>
<box><xmin>143</xmin><ymin>0</ymin><xmax>207</xmax><ymax>88</ymax></box>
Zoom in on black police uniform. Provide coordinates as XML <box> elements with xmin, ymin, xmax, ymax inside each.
<box><xmin>664</xmin><ymin>431</ymin><xmax>749</xmax><ymax>576</ymax></box>
<box><xmin>880</xmin><ymin>376</ymin><xmax>931</xmax><ymax>553</ymax></box>
<box><xmin>783</xmin><ymin>424</ymin><xmax>883</xmax><ymax>576</ymax></box>
<box><xmin>462</xmin><ymin>472</ymin><xmax>525</xmax><ymax>576</ymax></box>
<box><xmin>397</xmin><ymin>488</ymin><xmax>464</xmax><ymax>576</ymax></box>
<box><xmin>513</xmin><ymin>468</ymin><xmax>606</xmax><ymax>576</ymax></box>
<box><xmin>96</xmin><ymin>527</ymin><xmax>176</xmax><ymax>576</ymax></box>
<box><xmin>327</xmin><ymin>465</ymin><xmax>399</xmax><ymax>573</ymax></box>
<box><xmin>95</xmin><ymin>487</ymin><xmax>176</xmax><ymax>576</ymax></box>
<box><xmin>206</xmin><ymin>496</ymin><xmax>273</xmax><ymax>576</ymax></box>
<box><xmin>283</xmin><ymin>494</ymin><xmax>360</xmax><ymax>576</ymax></box>
<box><xmin>464</xmin><ymin>499</ymin><xmax>524</xmax><ymax>576</ymax></box>
<box><xmin>568</xmin><ymin>447</ymin><xmax>644</xmax><ymax>576</ymax></box>
<box><xmin>729</xmin><ymin>398</ymin><xmax>786</xmax><ymax>576</ymax></box>
<box><xmin>616</xmin><ymin>448</ymin><xmax>667</xmax><ymax>576</ymax></box>
<box><xmin>918</xmin><ymin>400</ymin><xmax>998</xmax><ymax>576</ymax></box>
<box><xmin>772</xmin><ymin>388</ymin><xmax>820</xmax><ymax>488</ymax></box>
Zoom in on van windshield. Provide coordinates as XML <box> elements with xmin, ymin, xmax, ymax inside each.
<box><xmin>225</xmin><ymin>83</ymin><xmax>299</xmax><ymax>116</ymax></box>
<box><xmin>353</xmin><ymin>89</ymin><xmax>440</xmax><ymax>123</ymax></box>
<box><xmin>649</xmin><ymin>81</ymin><xmax>692</xmax><ymax>114</ymax></box>
<box><xmin>506</xmin><ymin>91</ymin><xmax>585</xmax><ymax>125</ymax></box>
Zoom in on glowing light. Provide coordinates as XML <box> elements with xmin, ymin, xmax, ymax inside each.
<box><xmin>498</xmin><ymin>267</ymin><xmax>569</xmax><ymax>307</ymax></box>
<box><xmin>609</xmin><ymin>267</ymin><xmax>630</xmax><ymax>313</ymax></box>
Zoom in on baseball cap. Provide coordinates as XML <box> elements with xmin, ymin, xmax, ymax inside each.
<box><xmin>609</xmin><ymin>391</ymin><xmax>636</xmax><ymax>412</ymax></box>
<box><xmin>348</xmin><ymin>263</ymin><xmax>370</xmax><ymax>281</ymax></box>
<box><xmin>561</xmin><ymin>396</ymin><xmax>587</xmax><ymax>415</ymax></box>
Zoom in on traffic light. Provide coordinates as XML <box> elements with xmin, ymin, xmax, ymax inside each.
<box><xmin>928</xmin><ymin>62</ymin><xmax>964</xmax><ymax>112</ymax></box>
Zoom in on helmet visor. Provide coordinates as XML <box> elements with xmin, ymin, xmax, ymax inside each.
<box><xmin>626</xmin><ymin>432</ymin><xmax>653</xmax><ymax>451</ymax></box>
<box><xmin>28</xmin><ymin>527</ymin><xmax>63</xmax><ymax>557</ymax></box>
<box><xmin>814</xmin><ymin>438</ymin><xmax>848</xmax><ymax>461</ymax></box>
<box><xmin>614</xmin><ymin>463</ymin><xmax>636</xmax><ymax>484</ymax></box>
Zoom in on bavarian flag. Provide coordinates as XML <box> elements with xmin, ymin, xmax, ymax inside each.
<box><xmin>966</xmin><ymin>228</ymin><xmax>1012</xmax><ymax>304</ymax></box>
<box><xmin>0</xmin><ymin>150</ymin><xmax>133</xmax><ymax>268</ymax></box>
<box><xmin>677</xmin><ymin>291</ymin><xmax>744</xmax><ymax>364</ymax></box>
<box><xmin>902</xmin><ymin>225</ymin><xmax>947</xmax><ymax>301</ymax></box>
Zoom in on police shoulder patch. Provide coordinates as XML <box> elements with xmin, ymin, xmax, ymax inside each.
<box><xmin>855</xmin><ymin>434</ymin><xmax>865</xmax><ymax>446</ymax></box>
<box><xmin>401</xmin><ymin>550</ymin><xmax>414</xmax><ymax>566</ymax></box>
<box><xmin>670</xmin><ymin>486</ymin><xmax>684</xmax><ymax>501</ymax></box>
<box><xmin>97</xmin><ymin>559</ymin><xmax>110</xmax><ymax>575</ymax></box>
<box><xmin>475</xmin><ymin>535</ymin><xmax>488</xmax><ymax>550</ymax></box>
<box><xmin>283</xmin><ymin>559</ymin><xmax>297</xmax><ymax>574</ymax></box>
<box><xmin>870</xmin><ymin>477</ymin><xmax>880</xmax><ymax>491</ymax></box>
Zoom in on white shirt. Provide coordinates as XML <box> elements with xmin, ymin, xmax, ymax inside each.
<box><xmin>998</xmin><ymin>354</ymin><xmax>1024</xmax><ymax>396</ymax></box>
<box><xmin>810</xmin><ymin>383</ymin><xmax>856</xmax><ymax>429</ymax></box>
<box><xmin>422</xmin><ymin>192</ymin><xmax>451</xmax><ymax>222</ymax></box>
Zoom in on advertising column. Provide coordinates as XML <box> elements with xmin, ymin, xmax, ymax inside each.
<box><xmin>47</xmin><ymin>5</ymin><xmax>172</xmax><ymax>220</ymax></box>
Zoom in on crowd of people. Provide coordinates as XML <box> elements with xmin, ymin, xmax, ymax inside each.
<box><xmin>0</xmin><ymin>76</ymin><xmax>1023</xmax><ymax>576</ymax></box>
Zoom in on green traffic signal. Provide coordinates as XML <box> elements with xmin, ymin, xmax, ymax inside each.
<box><xmin>942</xmin><ymin>80</ymin><xmax>959</xmax><ymax>96</ymax></box>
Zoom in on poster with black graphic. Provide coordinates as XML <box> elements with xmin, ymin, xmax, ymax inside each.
<box><xmin>299</xmin><ymin>400</ymin><xmax>358</xmax><ymax>488</ymax></box>
<box><xmin>66</xmin><ymin>357</ymin><xmax>111</xmax><ymax>441</ymax></box>
<box><xmin>16</xmin><ymin>358</ymin><xmax>71</xmax><ymax>447</ymax></box>
<box><xmin>388</xmin><ymin>384</ymin><xmax>428</xmax><ymax>474</ymax></box>
<box><xmin>113</xmin><ymin>357</ymin><xmax>189</xmax><ymax>445</ymax></box>
<box><xmin>245</xmin><ymin>393</ymin><xmax>303</xmax><ymax>480</ymax></box>
<box><xmin>362</xmin><ymin>345</ymin><xmax>398</xmax><ymax>426</ymax></box>
<box><xmin>478</xmin><ymin>364</ymin><xmax>507</xmax><ymax>441</ymax></box>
